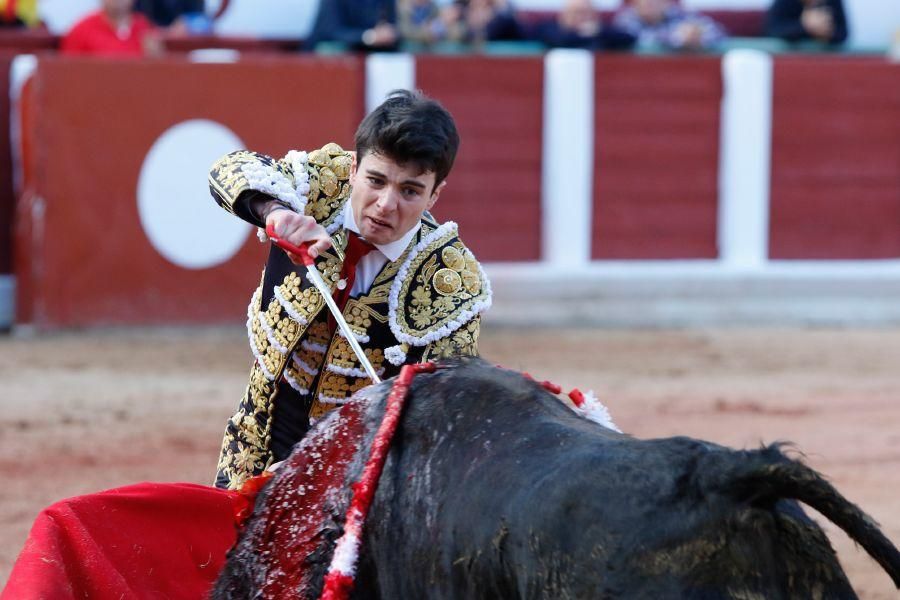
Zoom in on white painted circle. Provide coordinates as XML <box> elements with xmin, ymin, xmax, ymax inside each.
<box><xmin>137</xmin><ymin>119</ymin><xmax>251</xmax><ymax>269</ymax></box>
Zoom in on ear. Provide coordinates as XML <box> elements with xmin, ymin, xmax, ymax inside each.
<box><xmin>427</xmin><ymin>180</ymin><xmax>446</xmax><ymax>210</ymax></box>
<box><xmin>349</xmin><ymin>152</ymin><xmax>358</xmax><ymax>181</ymax></box>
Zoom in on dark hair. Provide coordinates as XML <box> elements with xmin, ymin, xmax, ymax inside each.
<box><xmin>355</xmin><ymin>89</ymin><xmax>460</xmax><ymax>190</ymax></box>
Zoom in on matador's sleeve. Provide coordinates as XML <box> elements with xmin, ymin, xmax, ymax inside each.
<box><xmin>381</xmin><ymin>221</ymin><xmax>491</xmax><ymax>366</ymax></box>
<box><xmin>207</xmin><ymin>143</ymin><xmax>353</xmax><ymax>229</ymax></box>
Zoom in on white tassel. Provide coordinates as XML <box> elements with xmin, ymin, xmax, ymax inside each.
<box><xmin>385</xmin><ymin>344</ymin><xmax>407</xmax><ymax>366</ymax></box>
<box><xmin>575</xmin><ymin>390</ymin><xmax>622</xmax><ymax>433</ymax></box>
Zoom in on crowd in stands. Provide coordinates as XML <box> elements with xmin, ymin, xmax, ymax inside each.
<box><xmin>307</xmin><ymin>0</ymin><xmax>853</xmax><ymax>53</ymax></box>
<box><xmin>0</xmin><ymin>0</ymin><xmax>861</xmax><ymax>57</ymax></box>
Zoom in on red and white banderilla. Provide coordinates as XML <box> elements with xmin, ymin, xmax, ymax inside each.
<box><xmin>267</xmin><ymin>224</ymin><xmax>432</xmax><ymax>600</ymax></box>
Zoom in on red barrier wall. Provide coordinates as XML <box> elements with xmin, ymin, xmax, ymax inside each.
<box><xmin>416</xmin><ymin>56</ymin><xmax>543</xmax><ymax>262</ymax></box>
<box><xmin>10</xmin><ymin>54</ymin><xmax>900</xmax><ymax>329</ymax></box>
<box><xmin>592</xmin><ymin>55</ymin><xmax>722</xmax><ymax>259</ymax></box>
<box><xmin>15</xmin><ymin>56</ymin><xmax>363</xmax><ymax>329</ymax></box>
<box><xmin>769</xmin><ymin>57</ymin><xmax>900</xmax><ymax>259</ymax></box>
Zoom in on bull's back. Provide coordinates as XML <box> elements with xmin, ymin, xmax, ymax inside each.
<box><xmin>365</xmin><ymin>361</ymin><xmax>860</xmax><ymax>598</ymax></box>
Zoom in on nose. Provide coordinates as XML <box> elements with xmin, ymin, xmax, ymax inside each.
<box><xmin>374</xmin><ymin>187</ymin><xmax>400</xmax><ymax>213</ymax></box>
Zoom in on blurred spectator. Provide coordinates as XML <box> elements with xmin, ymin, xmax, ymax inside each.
<box><xmin>764</xmin><ymin>0</ymin><xmax>847</xmax><ymax>45</ymax></box>
<box><xmin>613</xmin><ymin>0</ymin><xmax>726</xmax><ymax>51</ymax></box>
<box><xmin>531</xmin><ymin>0</ymin><xmax>635</xmax><ymax>50</ymax></box>
<box><xmin>398</xmin><ymin>0</ymin><xmax>521</xmax><ymax>46</ymax></box>
<box><xmin>465</xmin><ymin>0</ymin><xmax>522</xmax><ymax>43</ymax></box>
<box><xmin>397</xmin><ymin>0</ymin><xmax>469</xmax><ymax>46</ymax></box>
<box><xmin>398</xmin><ymin>0</ymin><xmax>441</xmax><ymax>45</ymax></box>
<box><xmin>426</xmin><ymin>1</ymin><xmax>469</xmax><ymax>43</ymax></box>
<box><xmin>135</xmin><ymin>0</ymin><xmax>210</xmax><ymax>34</ymax></box>
<box><xmin>428</xmin><ymin>0</ymin><xmax>523</xmax><ymax>44</ymax></box>
<box><xmin>61</xmin><ymin>0</ymin><xmax>163</xmax><ymax>57</ymax></box>
<box><xmin>307</xmin><ymin>0</ymin><xmax>398</xmax><ymax>52</ymax></box>
<box><xmin>0</xmin><ymin>0</ymin><xmax>39</xmax><ymax>27</ymax></box>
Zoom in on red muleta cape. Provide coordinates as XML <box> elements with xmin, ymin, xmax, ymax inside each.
<box><xmin>2</xmin><ymin>399</ymin><xmax>368</xmax><ymax>599</ymax></box>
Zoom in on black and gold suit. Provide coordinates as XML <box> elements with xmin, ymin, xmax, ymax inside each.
<box><xmin>208</xmin><ymin>143</ymin><xmax>491</xmax><ymax>490</ymax></box>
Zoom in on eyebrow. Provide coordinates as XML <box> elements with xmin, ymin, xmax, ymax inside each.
<box><xmin>365</xmin><ymin>169</ymin><xmax>427</xmax><ymax>191</ymax></box>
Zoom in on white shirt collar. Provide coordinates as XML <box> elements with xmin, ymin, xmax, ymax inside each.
<box><xmin>341</xmin><ymin>201</ymin><xmax>421</xmax><ymax>262</ymax></box>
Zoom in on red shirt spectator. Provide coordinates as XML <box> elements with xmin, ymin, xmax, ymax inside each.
<box><xmin>61</xmin><ymin>8</ymin><xmax>157</xmax><ymax>57</ymax></box>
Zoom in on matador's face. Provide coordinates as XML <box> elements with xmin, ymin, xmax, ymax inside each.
<box><xmin>349</xmin><ymin>152</ymin><xmax>445</xmax><ymax>246</ymax></box>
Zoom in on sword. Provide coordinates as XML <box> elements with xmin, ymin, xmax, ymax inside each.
<box><xmin>265</xmin><ymin>224</ymin><xmax>382</xmax><ymax>384</ymax></box>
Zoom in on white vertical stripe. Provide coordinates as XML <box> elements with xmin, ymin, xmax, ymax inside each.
<box><xmin>718</xmin><ymin>49</ymin><xmax>773</xmax><ymax>270</ymax></box>
<box><xmin>9</xmin><ymin>54</ymin><xmax>37</xmax><ymax>196</ymax></box>
<box><xmin>365</xmin><ymin>54</ymin><xmax>416</xmax><ymax>114</ymax></box>
<box><xmin>541</xmin><ymin>49</ymin><xmax>594</xmax><ymax>267</ymax></box>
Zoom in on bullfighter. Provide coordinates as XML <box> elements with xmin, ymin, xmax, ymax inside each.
<box><xmin>208</xmin><ymin>89</ymin><xmax>491</xmax><ymax>490</ymax></box>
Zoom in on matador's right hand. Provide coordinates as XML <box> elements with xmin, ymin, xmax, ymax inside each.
<box><xmin>265</xmin><ymin>207</ymin><xmax>333</xmax><ymax>263</ymax></box>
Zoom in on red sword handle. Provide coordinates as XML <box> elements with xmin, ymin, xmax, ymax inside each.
<box><xmin>265</xmin><ymin>223</ymin><xmax>315</xmax><ymax>267</ymax></box>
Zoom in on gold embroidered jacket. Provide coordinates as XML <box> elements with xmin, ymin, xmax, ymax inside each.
<box><xmin>208</xmin><ymin>143</ymin><xmax>492</xmax><ymax>490</ymax></box>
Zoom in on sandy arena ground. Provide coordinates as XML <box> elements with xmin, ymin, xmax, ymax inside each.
<box><xmin>1</xmin><ymin>326</ymin><xmax>898</xmax><ymax>597</ymax></box>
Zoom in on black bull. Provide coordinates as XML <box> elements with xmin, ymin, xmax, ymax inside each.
<box><xmin>215</xmin><ymin>358</ymin><xmax>900</xmax><ymax>599</ymax></box>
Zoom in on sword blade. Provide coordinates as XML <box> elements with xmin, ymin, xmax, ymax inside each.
<box><xmin>263</xmin><ymin>224</ymin><xmax>382</xmax><ymax>384</ymax></box>
<box><xmin>305</xmin><ymin>265</ymin><xmax>382</xmax><ymax>384</ymax></box>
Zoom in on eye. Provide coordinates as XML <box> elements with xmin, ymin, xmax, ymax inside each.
<box><xmin>402</xmin><ymin>187</ymin><xmax>422</xmax><ymax>199</ymax></box>
<box><xmin>367</xmin><ymin>176</ymin><xmax>384</xmax><ymax>187</ymax></box>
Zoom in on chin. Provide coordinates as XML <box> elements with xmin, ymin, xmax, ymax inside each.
<box><xmin>361</xmin><ymin>223</ymin><xmax>396</xmax><ymax>245</ymax></box>
<box><xmin>366</xmin><ymin>233</ymin><xmax>394</xmax><ymax>245</ymax></box>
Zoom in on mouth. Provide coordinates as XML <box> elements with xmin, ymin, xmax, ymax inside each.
<box><xmin>366</xmin><ymin>216</ymin><xmax>393</xmax><ymax>230</ymax></box>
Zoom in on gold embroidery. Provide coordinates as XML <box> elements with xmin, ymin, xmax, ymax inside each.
<box><xmin>462</xmin><ymin>269</ymin><xmax>481</xmax><ymax>295</ymax></box>
<box><xmin>216</xmin><ymin>361</ymin><xmax>278</xmax><ymax>490</ymax></box>
<box><xmin>330</xmin><ymin>336</ymin><xmax>386</xmax><ymax>371</ymax></box>
<box><xmin>433</xmin><ymin>268</ymin><xmax>462</xmax><ymax>295</ymax></box>
<box><xmin>295</xmin><ymin>342</ymin><xmax>323</xmax><ymax>374</ymax></box>
<box><xmin>310</xmin><ymin>370</ymin><xmax>371</xmax><ymax>421</ymax></box>
<box><xmin>306</xmin><ymin>320</ymin><xmax>331</xmax><ymax>346</ymax></box>
<box><xmin>394</xmin><ymin>229</ymin><xmax>489</xmax><ymax>339</ymax></box>
<box><xmin>308</xmin><ymin>301</ymin><xmax>388</xmax><ymax>419</ymax></box>
<box><xmin>331</xmin><ymin>154</ymin><xmax>352</xmax><ymax>178</ymax></box>
<box><xmin>319</xmin><ymin>167</ymin><xmax>339</xmax><ymax>198</ymax></box>
<box><xmin>331</xmin><ymin>230</ymin><xmax>348</xmax><ymax>263</ymax></box>
<box><xmin>422</xmin><ymin>317</ymin><xmax>481</xmax><ymax>361</ymax></box>
<box><xmin>208</xmin><ymin>150</ymin><xmax>259</xmax><ymax>213</ymax></box>
<box><xmin>307</xmin><ymin>172</ymin><xmax>320</xmax><ymax>208</ymax></box>
<box><xmin>303</xmin><ymin>143</ymin><xmax>352</xmax><ymax>231</ymax></box>
<box><xmin>284</xmin><ymin>362</ymin><xmax>315</xmax><ymax>392</ymax></box>
<box><xmin>441</xmin><ymin>246</ymin><xmax>465</xmax><ymax>271</ymax></box>
<box><xmin>322</xmin><ymin>142</ymin><xmax>345</xmax><ymax>156</ymax></box>
<box><xmin>308</xmin><ymin>148</ymin><xmax>330</xmax><ymax>167</ymax></box>
<box><xmin>274</xmin><ymin>269</ymin><xmax>334</xmax><ymax>329</ymax></box>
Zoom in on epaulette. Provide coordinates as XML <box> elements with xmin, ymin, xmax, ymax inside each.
<box><xmin>385</xmin><ymin>222</ymin><xmax>492</xmax><ymax>364</ymax></box>
<box><xmin>303</xmin><ymin>143</ymin><xmax>353</xmax><ymax>233</ymax></box>
<box><xmin>208</xmin><ymin>143</ymin><xmax>353</xmax><ymax>231</ymax></box>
